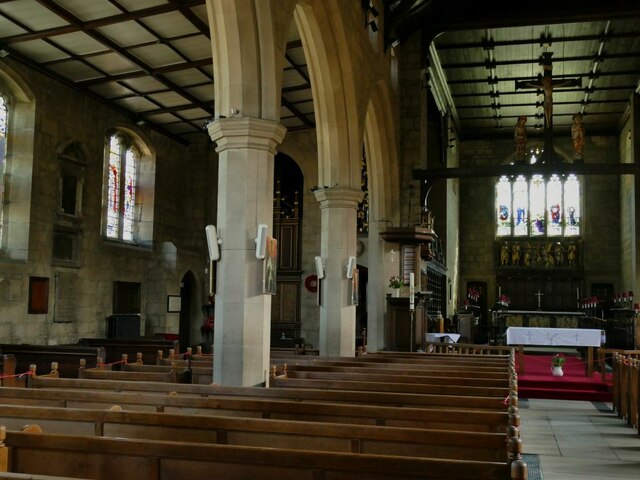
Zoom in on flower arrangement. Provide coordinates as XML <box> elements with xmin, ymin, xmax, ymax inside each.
<box><xmin>499</xmin><ymin>294</ymin><xmax>510</xmax><ymax>307</ymax></box>
<box><xmin>388</xmin><ymin>275</ymin><xmax>404</xmax><ymax>289</ymax></box>
<box><xmin>551</xmin><ymin>353</ymin><xmax>566</xmax><ymax>367</ymax></box>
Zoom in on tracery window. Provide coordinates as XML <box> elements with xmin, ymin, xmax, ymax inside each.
<box><xmin>496</xmin><ymin>148</ymin><xmax>581</xmax><ymax>238</ymax></box>
<box><xmin>104</xmin><ymin>133</ymin><xmax>139</xmax><ymax>241</ymax></box>
<box><xmin>0</xmin><ymin>93</ymin><xmax>7</xmax><ymax>242</ymax></box>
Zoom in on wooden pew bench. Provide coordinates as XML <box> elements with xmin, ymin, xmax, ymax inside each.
<box><xmin>0</xmin><ymin>404</ymin><xmax>514</xmax><ymax>462</ymax></box>
<box><xmin>0</xmin><ymin>345</ymin><xmax>104</xmax><ymax>379</ymax></box>
<box><xmin>613</xmin><ymin>353</ymin><xmax>639</xmax><ymax>431</ymax></box>
<box><xmin>27</xmin><ymin>376</ymin><xmax>517</xmax><ymax>411</ymax></box>
<box><xmin>0</xmin><ymin>356</ymin><xmax>20</xmax><ymax>388</ymax></box>
<box><xmin>270</xmin><ymin>374</ymin><xmax>510</xmax><ymax>397</ymax></box>
<box><xmin>272</xmin><ymin>359</ymin><xmax>511</xmax><ymax>381</ymax></box>
<box><xmin>78</xmin><ymin>359</ymin><xmax>186</xmax><ymax>383</ymax></box>
<box><xmin>1</xmin><ymin>426</ymin><xmax>527</xmax><ymax>479</ymax></box>
<box><xmin>76</xmin><ymin>338</ymin><xmax>179</xmax><ymax>365</ymax></box>
<box><xmin>279</xmin><ymin>364</ymin><xmax>509</xmax><ymax>388</ymax></box>
<box><xmin>121</xmin><ymin>363</ymin><xmax>212</xmax><ymax>385</ymax></box>
<box><xmin>0</xmin><ymin>386</ymin><xmax>515</xmax><ymax>433</ymax></box>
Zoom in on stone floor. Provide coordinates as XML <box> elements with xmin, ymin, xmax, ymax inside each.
<box><xmin>519</xmin><ymin>399</ymin><xmax>640</xmax><ymax>480</ymax></box>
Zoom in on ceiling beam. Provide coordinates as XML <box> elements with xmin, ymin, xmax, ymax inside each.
<box><xmin>414</xmin><ymin>162</ymin><xmax>640</xmax><ymax>180</ymax></box>
<box><xmin>0</xmin><ymin>0</ymin><xmax>206</xmax><ymax>44</ymax></box>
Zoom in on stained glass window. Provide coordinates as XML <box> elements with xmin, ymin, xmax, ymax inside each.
<box><xmin>496</xmin><ymin>176</ymin><xmax>511</xmax><ymax>236</ymax></box>
<box><xmin>495</xmin><ymin>149</ymin><xmax>581</xmax><ymax>238</ymax></box>
<box><xmin>0</xmin><ymin>94</ymin><xmax>7</xmax><ymax>242</ymax></box>
<box><xmin>105</xmin><ymin>133</ymin><xmax>138</xmax><ymax>241</ymax></box>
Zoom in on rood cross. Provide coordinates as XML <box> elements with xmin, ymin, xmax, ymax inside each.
<box><xmin>515</xmin><ymin>52</ymin><xmax>581</xmax><ymax>130</ymax></box>
<box><xmin>515</xmin><ymin>52</ymin><xmax>581</xmax><ymax>162</ymax></box>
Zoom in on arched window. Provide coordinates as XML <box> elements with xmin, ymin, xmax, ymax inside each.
<box><xmin>496</xmin><ymin>148</ymin><xmax>581</xmax><ymax>238</ymax></box>
<box><xmin>104</xmin><ymin>132</ymin><xmax>140</xmax><ymax>241</ymax></box>
<box><xmin>0</xmin><ymin>93</ymin><xmax>7</xmax><ymax>242</ymax></box>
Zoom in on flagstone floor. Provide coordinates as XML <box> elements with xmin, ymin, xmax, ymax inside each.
<box><xmin>519</xmin><ymin>399</ymin><xmax>640</xmax><ymax>480</ymax></box>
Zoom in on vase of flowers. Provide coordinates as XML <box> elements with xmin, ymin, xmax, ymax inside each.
<box><xmin>388</xmin><ymin>275</ymin><xmax>403</xmax><ymax>297</ymax></box>
<box><xmin>551</xmin><ymin>353</ymin><xmax>565</xmax><ymax>377</ymax></box>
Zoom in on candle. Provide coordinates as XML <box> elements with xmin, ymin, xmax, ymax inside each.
<box><xmin>576</xmin><ymin>287</ymin><xmax>579</xmax><ymax>300</ymax></box>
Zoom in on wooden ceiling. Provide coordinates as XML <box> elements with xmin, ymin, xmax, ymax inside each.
<box><xmin>0</xmin><ymin>0</ymin><xmax>313</xmax><ymax>144</ymax></box>
<box><xmin>385</xmin><ymin>0</ymin><xmax>640</xmax><ymax>139</ymax></box>
<box><xmin>1</xmin><ymin>1</ymin><xmax>639</xmax><ymax>145</ymax></box>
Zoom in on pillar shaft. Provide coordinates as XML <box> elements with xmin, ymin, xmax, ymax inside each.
<box><xmin>314</xmin><ymin>187</ymin><xmax>363</xmax><ymax>356</ymax></box>
<box><xmin>208</xmin><ymin>117</ymin><xmax>286</xmax><ymax>386</ymax></box>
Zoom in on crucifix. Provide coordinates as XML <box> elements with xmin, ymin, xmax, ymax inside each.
<box><xmin>534</xmin><ymin>290</ymin><xmax>544</xmax><ymax>310</ymax></box>
<box><xmin>515</xmin><ymin>52</ymin><xmax>581</xmax><ymax>163</ymax></box>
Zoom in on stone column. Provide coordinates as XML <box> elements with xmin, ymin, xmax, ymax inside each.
<box><xmin>314</xmin><ymin>187</ymin><xmax>363</xmax><ymax>356</ymax></box>
<box><xmin>208</xmin><ymin>117</ymin><xmax>286</xmax><ymax>386</ymax></box>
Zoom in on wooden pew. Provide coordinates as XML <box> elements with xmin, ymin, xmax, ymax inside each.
<box><xmin>279</xmin><ymin>364</ymin><xmax>508</xmax><ymax>387</ymax></box>
<box><xmin>0</xmin><ymin>345</ymin><xmax>104</xmax><ymax>379</ymax></box>
<box><xmin>0</xmin><ymin>404</ymin><xmax>513</xmax><ymax>462</ymax></box>
<box><xmin>0</xmin><ymin>386</ymin><xmax>514</xmax><ymax>433</ymax></box>
<box><xmin>613</xmin><ymin>353</ymin><xmax>639</xmax><ymax>431</ymax></box>
<box><xmin>270</xmin><ymin>375</ymin><xmax>510</xmax><ymax>397</ymax></box>
<box><xmin>28</xmin><ymin>376</ymin><xmax>516</xmax><ymax>411</ymax></box>
<box><xmin>0</xmin><ymin>356</ymin><xmax>21</xmax><ymax>388</ymax></box>
<box><xmin>1</xmin><ymin>426</ymin><xmax>527</xmax><ymax>479</ymax></box>
<box><xmin>77</xmin><ymin>338</ymin><xmax>179</xmax><ymax>365</ymax></box>
<box><xmin>78</xmin><ymin>358</ymin><xmax>185</xmax><ymax>383</ymax></box>
<box><xmin>122</xmin><ymin>362</ymin><xmax>212</xmax><ymax>385</ymax></box>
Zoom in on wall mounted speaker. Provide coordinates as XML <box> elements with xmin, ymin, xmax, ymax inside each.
<box><xmin>315</xmin><ymin>256</ymin><xmax>325</xmax><ymax>279</ymax></box>
<box><xmin>346</xmin><ymin>256</ymin><xmax>357</xmax><ymax>278</ymax></box>
<box><xmin>255</xmin><ymin>224</ymin><xmax>268</xmax><ymax>259</ymax></box>
<box><xmin>205</xmin><ymin>225</ymin><xmax>220</xmax><ymax>261</ymax></box>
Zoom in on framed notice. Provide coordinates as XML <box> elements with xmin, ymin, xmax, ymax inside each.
<box><xmin>167</xmin><ymin>295</ymin><xmax>182</xmax><ymax>313</ymax></box>
<box><xmin>28</xmin><ymin>276</ymin><xmax>49</xmax><ymax>314</ymax></box>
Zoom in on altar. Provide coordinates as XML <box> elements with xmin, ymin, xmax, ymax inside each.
<box><xmin>506</xmin><ymin>326</ymin><xmax>605</xmax><ymax>376</ymax></box>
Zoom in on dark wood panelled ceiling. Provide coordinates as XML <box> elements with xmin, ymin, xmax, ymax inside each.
<box><xmin>0</xmin><ymin>0</ymin><xmax>314</xmax><ymax>144</ymax></box>
<box><xmin>1</xmin><ymin>1</ymin><xmax>639</xmax><ymax>145</ymax></box>
<box><xmin>385</xmin><ymin>0</ymin><xmax>640</xmax><ymax>139</ymax></box>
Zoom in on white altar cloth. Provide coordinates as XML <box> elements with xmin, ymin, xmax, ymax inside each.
<box><xmin>426</xmin><ymin>333</ymin><xmax>461</xmax><ymax>343</ymax></box>
<box><xmin>506</xmin><ymin>327</ymin><xmax>604</xmax><ymax>347</ymax></box>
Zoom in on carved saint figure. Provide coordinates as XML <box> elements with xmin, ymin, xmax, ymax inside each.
<box><xmin>500</xmin><ymin>243</ymin><xmax>510</xmax><ymax>266</ymax></box>
<box><xmin>571</xmin><ymin>113</ymin><xmax>585</xmax><ymax>158</ymax></box>
<box><xmin>511</xmin><ymin>242</ymin><xmax>521</xmax><ymax>266</ymax></box>
<box><xmin>514</xmin><ymin>116</ymin><xmax>527</xmax><ymax>158</ymax></box>
<box><xmin>567</xmin><ymin>244</ymin><xmax>578</xmax><ymax>267</ymax></box>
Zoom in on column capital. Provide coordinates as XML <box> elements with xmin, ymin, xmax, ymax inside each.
<box><xmin>208</xmin><ymin>117</ymin><xmax>287</xmax><ymax>154</ymax></box>
<box><xmin>313</xmin><ymin>187</ymin><xmax>364</xmax><ymax>210</ymax></box>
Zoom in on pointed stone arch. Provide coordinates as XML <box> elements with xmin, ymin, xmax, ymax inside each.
<box><xmin>362</xmin><ymin>80</ymin><xmax>401</xmax><ymax>351</ymax></box>
<box><xmin>293</xmin><ymin>0</ymin><xmax>363</xmax><ymax>189</ymax></box>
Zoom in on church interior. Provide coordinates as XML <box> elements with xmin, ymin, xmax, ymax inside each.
<box><xmin>1</xmin><ymin>0</ymin><xmax>639</xmax><ymax>383</ymax></box>
<box><xmin>0</xmin><ymin>1</ymin><xmax>640</xmax><ymax>478</ymax></box>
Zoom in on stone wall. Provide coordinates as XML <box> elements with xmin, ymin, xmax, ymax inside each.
<box><xmin>0</xmin><ymin>58</ymin><xmax>212</xmax><ymax>345</ymax></box>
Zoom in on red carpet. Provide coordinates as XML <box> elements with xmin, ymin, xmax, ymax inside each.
<box><xmin>517</xmin><ymin>354</ymin><xmax>612</xmax><ymax>402</ymax></box>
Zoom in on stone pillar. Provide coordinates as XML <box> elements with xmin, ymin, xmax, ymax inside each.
<box><xmin>314</xmin><ymin>187</ymin><xmax>363</xmax><ymax>356</ymax></box>
<box><xmin>208</xmin><ymin>117</ymin><xmax>286</xmax><ymax>386</ymax></box>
